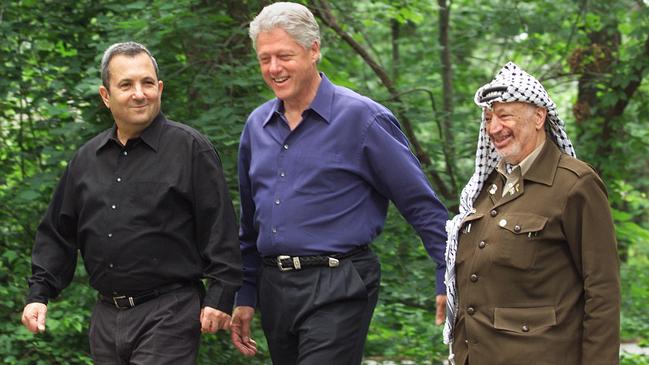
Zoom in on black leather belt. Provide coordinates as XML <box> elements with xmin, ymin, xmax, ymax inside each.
<box><xmin>99</xmin><ymin>282</ymin><xmax>187</xmax><ymax>309</ymax></box>
<box><xmin>262</xmin><ymin>245</ymin><xmax>369</xmax><ymax>272</ymax></box>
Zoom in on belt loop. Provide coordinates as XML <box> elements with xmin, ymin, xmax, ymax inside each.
<box><xmin>292</xmin><ymin>257</ymin><xmax>302</xmax><ymax>270</ymax></box>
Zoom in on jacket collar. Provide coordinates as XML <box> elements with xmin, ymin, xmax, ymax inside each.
<box><xmin>523</xmin><ymin>140</ymin><xmax>562</xmax><ymax>186</ymax></box>
<box><xmin>489</xmin><ymin>141</ymin><xmax>562</xmax><ymax>207</ymax></box>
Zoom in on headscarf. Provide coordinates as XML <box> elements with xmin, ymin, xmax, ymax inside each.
<box><xmin>443</xmin><ymin>62</ymin><xmax>576</xmax><ymax>362</ymax></box>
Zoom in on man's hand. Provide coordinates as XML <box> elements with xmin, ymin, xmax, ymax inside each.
<box><xmin>230</xmin><ymin>306</ymin><xmax>257</xmax><ymax>356</ymax></box>
<box><xmin>22</xmin><ymin>303</ymin><xmax>48</xmax><ymax>334</ymax></box>
<box><xmin>200</xmin><ymin>306</ymin><xmax>231</xmax><ymax>334</ymax></box>
<box><xmin>435</xmin><ymin>294</ymin><xmax>447</xmax><ymax>326</ymax></box>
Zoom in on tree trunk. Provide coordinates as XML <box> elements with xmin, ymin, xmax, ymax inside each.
<box><xmin>437</xmin><ymin>0</ymin><xmax>457</xmax><ymax>196</ymax></box>
<box><xmin>570</xmin><ymin>3</ymin><xmax>649</xmax><ymax>177</ymax></box>
<box><xmin>309</xmin><ymin>0</ymin><xmax>455</xmax><ymax>201</ymax></box>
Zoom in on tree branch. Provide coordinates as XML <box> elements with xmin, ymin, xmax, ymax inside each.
<box><xmin>310</xmin><ymin>0</ymin><xmax>454</xmax><ymax>200</ymax></box>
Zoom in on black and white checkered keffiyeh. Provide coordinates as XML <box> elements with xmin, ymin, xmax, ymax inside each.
<box><xmin>443</xmin><ymin>62</ymin><xmax>576</xmax><ymax>362</ymax></box>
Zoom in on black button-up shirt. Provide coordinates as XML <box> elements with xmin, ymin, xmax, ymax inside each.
<box><xmin>27</xmin><ymin>113</ymin><xmax>242</xmax><ymax>313</ymax></box>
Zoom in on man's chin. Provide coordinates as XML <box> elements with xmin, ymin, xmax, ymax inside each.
<box><xmin>495</xmin><ymin>148</ymin><xmax>513</xmax><ymax>162</ymax></box>
<box><xmin>124</xmin><ymin>115</ymin><xmax>155</xmax><ymax>126</ymax></box>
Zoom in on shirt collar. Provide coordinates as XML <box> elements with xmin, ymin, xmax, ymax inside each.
<box><xmin>308</xmin><ymin>73</ymin><xmax>334</xmax><ymax>123</ymax></box>
<box><xmin>96</xmin><ymin>113</ymin><xmax>165</xmax><ymax>153</ymax></box>
<box><xmin>261</xmin><ymin>72</ymin><xmax>334</xmax><ymax>127</ymax></box>
<box><xmin>137</xmin><ymin>113</ymin><xmax>165</xmax><ymax>152</ymax></box>
<box><xmin>519</xmin><ymin>140</ymin><xmax>545</xmax><ymax>176</ymax></box>
<box><xmin>96</xmin><ymin>125</ymin><xmax>117</xmax><ymax>153</ymax></box>
<box><xmin>496</xmin><ymin>139</ymin><xmax>546</xmax><ymax>178</ymax></box>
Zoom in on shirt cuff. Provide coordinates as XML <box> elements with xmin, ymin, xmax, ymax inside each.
<box><xmin>203</xmin><ymin>284</ymin><xmax>237</xmax><ymax>315</ymax></box>
<box><xmin>436</xmin><ymin>266</ymin><xmax>447</xmax><ymax>295</ymax></box>
<box><xmin>234</xmin><ymin>282</ymin><xmax>257</xmax><ymax>308</ymax></box>
<box><xmin>26</xmin><ymin>282</ymin><xmax>52</xmax><ymax>305</ymax></box>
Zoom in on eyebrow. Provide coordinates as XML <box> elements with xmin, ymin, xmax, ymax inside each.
<box><xmin>117</xmin><ymin>76</ymin><xmax>156</xmax><ymax>83</ymax></box>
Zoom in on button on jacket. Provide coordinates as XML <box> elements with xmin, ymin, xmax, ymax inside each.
<box><xmin>453</xmin><ymin>141</ymin><xmax>620</xmax><ymax>365</ymax></box>
<box><xmin>27</xmin><ymin>113</ymin><xmax>242</xmax><ymax>313</ymax></box>
<box><xmin>237</xmin><ymin>74</ymin><xmax>448</xmax><ymax>306</ymax></box>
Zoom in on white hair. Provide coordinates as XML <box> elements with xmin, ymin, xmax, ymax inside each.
<box><xmin>249</xmin><ymin>2</ymin><xmax>321</xmax><ymax>61</ymax></box>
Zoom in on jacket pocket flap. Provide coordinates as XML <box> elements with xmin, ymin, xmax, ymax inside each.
<box><xmin>499</xmin><ymin>213</ymin><xmax>548</xmax><ymax>234</ymax></box>
<box><xmin>493</xmin><ymin>306</ymin><xmax>556</xmax><ymax>333</ymax></box>
<box><xmin>461</xmin><ymin>213</ymin><xmax>484</xmax><ymax>225</ymax></box>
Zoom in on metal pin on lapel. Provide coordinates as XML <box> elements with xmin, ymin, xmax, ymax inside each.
<box><xmin>489</xmin><ymin>184</ymin><xmax>498</xmax><ymax>195</ymax></box>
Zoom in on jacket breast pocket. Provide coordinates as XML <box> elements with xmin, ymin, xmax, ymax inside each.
<box><xmin>456</xmin><ymin>213</ymin><xmax>484</xmax><ymax>265</ymax></box>
<box><xmin>493</xmin><ymin>306</ymin><xmax>556</xmax><ymax>334</ymax></box>
<box><xmin>492</xmin><ymin>213</ymin><xmax>548</xmax><ymax>270</ymax></box>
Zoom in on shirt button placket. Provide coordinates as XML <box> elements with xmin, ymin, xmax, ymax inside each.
<box><xmin>109</xmin><ymin>148</ymin><xmax>127</xmax><ymax>244</ymax></box>
<box><xmin>272</xmin><ymin>142</ymin><xmax>289</xmax><ymax>244</ymax></box>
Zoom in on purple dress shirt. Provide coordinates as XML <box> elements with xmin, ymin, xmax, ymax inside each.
<box><xmin>236</xmin><ymin>74</ymin><xmax>447</xmax><ymax>306</ymax></box>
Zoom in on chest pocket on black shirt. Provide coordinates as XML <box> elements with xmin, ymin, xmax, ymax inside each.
<box><xmin>492</xmin><ymin>213</ymin><xmax>548</xmax><ymax>270</ymax></box>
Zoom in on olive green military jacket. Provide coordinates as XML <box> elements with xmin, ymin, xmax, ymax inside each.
<box><xmin>452</xmin><ymin>141</ymin><xmax>620</xmax><ymax>365</ymax></box>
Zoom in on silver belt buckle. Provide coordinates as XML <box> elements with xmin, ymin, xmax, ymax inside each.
<box><xmin>327</xmin><ymin>257</ymin><xmax>340</xmax><ymax>268</ymax></box>
<box><xmin>112</xmin><ymin>295</ymin><xmax>135</xmax><ymax>309</ymax></box>
<box><xmin>277</xmin><ymin>255</ymin><xmax>293</xmax><ymax>271</ymax></box>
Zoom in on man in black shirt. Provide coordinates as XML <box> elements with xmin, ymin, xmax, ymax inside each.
<box><xmin>21</xmin><ymin>41</ymin><xmax>242</xmax><ymax>365</ymax></box>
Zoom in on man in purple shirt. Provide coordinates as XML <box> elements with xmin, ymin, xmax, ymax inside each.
<box><xmin>230</xmin><ymin>3</ymin><xmax>448</xmax><ymax>364</ymax></box>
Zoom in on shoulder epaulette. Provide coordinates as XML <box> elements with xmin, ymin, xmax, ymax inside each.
<box><xmin>557</xmin><ymin>154</ymin><xmax>595</xmax><ymax>178</ymax></box>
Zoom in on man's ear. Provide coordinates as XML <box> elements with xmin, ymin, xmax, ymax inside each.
<box><xmin>99</xmin><ymin>85</ymin><xmax>110</xmax><ymax>109</ymax></box>
<box><xmin>535</xmin><ymin>107</ymin><xmax>548</xmax><ymax>130</ymax></box>
<box><xmin>310</xmin><ymin>41</ymin><xmax>320</xmax><ymax>64</ymax></box>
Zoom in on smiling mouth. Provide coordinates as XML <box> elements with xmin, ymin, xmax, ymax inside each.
<box><xmin>490</xmin><ymin>134</ymin><xmax>512</xmax><ymax>148</ymax></box>
<box><xmin>271</xmin><ymin>76</ymin><xmax>289</xmax><ymax>84</ymax></box>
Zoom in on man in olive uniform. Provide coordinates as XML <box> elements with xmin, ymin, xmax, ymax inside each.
<box><xmin>444</xmin><ymin>62</ymin><xmax>620</xmax><ymax>365</ymax></box>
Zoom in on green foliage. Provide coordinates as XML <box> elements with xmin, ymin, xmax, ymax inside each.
<box><xmin>1</xmin><ymin>0</ymin><xmax>648</xmax><ymax>363</ymax></box>
<box><xmin>622</xmin><ymin>353</ymin><xmax>649</xmax><ymax>365</ymax></box>
<box><xmin>368</xmin><ymin>206</ymin><xmax>447</xmax><ymax>363</ymax></box>
<box><xmin>621</xmin><ymin>237</ymin><xmax>649</xmax><ymax>344</ymax></box>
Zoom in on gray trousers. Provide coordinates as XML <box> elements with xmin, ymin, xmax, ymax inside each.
<box><xmin>89</xmin><ymin>286</ymin><xmax>201</xmax><ymax>365</ymax></box>
<box><xmin>259</xmin><ymin>247</ymin><xmax>381</xmax><ymax>365</ymax></box>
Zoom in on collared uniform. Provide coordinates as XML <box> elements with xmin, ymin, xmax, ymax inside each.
<box><xmin>453</xmin><ymin>142</ymin><xmax>620</xmax><ymax>365</ymax></box>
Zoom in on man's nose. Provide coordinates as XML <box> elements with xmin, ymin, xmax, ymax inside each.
<box><xmin>269</xmin><ymin>57</ymin><xmax>281</xmax><ymax>74</ymax></box>
<box><xmin>132</xmin><ymin>84</ymin><xmax>145</xmax><ymax>99</ymax></box>
<box><xmin>487</xmin><ymin>116</ymin><xmax>503</xmax><ymax>133</ymax></box>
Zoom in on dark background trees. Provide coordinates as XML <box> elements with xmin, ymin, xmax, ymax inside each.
<box><xmin>1</xmin><ymin>1</ymin><xmax>647</xmax><ymax>363</ymax></box>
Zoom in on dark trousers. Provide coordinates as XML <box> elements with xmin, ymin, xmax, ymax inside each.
<box><xmin>89</xmin><ymin>286</ymin><xmax>201</xmax><ymax>365</ymax></box>
<box><xmin>259</xmin><ymin>247</ymin><xmax>381</xmax><ymax>365</ymax></box>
